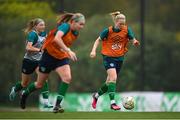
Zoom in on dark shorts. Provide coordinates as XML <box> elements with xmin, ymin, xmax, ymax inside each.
<box><xmin>39</xmin><ymin>50</ymin><xmax>70</xmax><ymax>73</ymax></box>
<box><xmin>103</xmin><ymin>55</ymin><xmax>123</xmax><ymax>75</ymax></box>
<box><xmin>22</xmin><ymin>58</ymin><xmax>39</xmax><ymax>74</ymax></box>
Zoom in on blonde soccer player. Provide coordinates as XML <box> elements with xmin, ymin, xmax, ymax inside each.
<box><xmin>90</xmin><ymin>11</ymin><xmax>140</xmax><ymax>110</ymax></box>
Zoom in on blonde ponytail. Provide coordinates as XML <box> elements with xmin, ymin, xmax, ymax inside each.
<box><xmin>57</xmin><ymin>12</ymin><xmax>74</xmax><ymax>26</ymax></box>
<box><xmin>24</xmin><ymin>18</ymin><xmax>44</xmax><ymax>34</ymax></box>
<box><xmin>24</xmin><ymin>20</ymin><xmax>35</xmax><ymax>34</ymax></box>
<box><xmin>57</xmin><ymin>12</ymin><xmax>85</xmax><ymax>26</ymax></box>
<box><xmin>110</xmin><ymin>11</ymin><xmax>126</xmax><ymax>24</ymax></box>
<box><xmin>110</xmin><ymin>11</ymin><xmax>121</xmax><ymax>21</ymax></box>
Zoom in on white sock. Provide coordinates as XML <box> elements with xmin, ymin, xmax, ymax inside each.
<box><xmin>95</xmin><ymin>93</ymin><xmax>99</xmax><ymax>98</ymax></box>
<box><xmin>111</xmin><ymin>100</ymin><xmax>116</xmax><ymax>105</ymax></box>
<box><xmin>43</xmin><ymin>99</ymin><xmax>48</xmax><ymax>105</ymax></box>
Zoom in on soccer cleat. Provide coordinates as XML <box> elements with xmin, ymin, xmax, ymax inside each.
<box><xmin>9</xmin><ymin>87</ymin><xmax>16</xmax><ymax>101</ymax></box>
<box><xmin>43</xmin><ymin>102</ymin><xmax>53</xmax><ymax>108</ymax></box>
<box><xmin>53</xmin><ymin>105</ymin><xmax>64</xmax><ymax>113</ymax></box>
<box><xmin>111</xmin><ymin>103</ymin><xmax>121</xmax><ymax>110</ymax></box>
<box><xmin>20</xmin><ymin>91</ymin><xmax>28</xmax><ymax>109</ymax></box>
<box><xmin>42</xmin><ymin>98</ymin><xmax>53</xmax><ymax>108</ymax></box>
<box><xmin>91</xmin><ymin>93</ymin><xmax>98</xmax><ymax>109</ymax></box>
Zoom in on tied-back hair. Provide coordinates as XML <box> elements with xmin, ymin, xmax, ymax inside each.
<box><xmin>57</xmin><ymin>12</ymin><xmax>85</xmax><ymax>26</ymax></box>
<box><xmin>57</xmin><ymin>12</ymin><xmax>74</xmax><ymax>26</ymax></box>
<box><xmin>24</xmin><ymin>18</ymin><xmax>44</xmax><ymax>34</ymax></box>
<box><xmin>110</xmin><ymin>11</ymin><xmax>121</xmax><ymax>21</ymax></box>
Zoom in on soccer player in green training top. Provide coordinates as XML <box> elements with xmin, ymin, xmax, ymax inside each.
<box><xmin>90</xmin><ymin>11</ymin><xmax>140</xmax><ymax>110</ymax></box>
<box><xmin>9</xmin><ymin>18</ymin><xmax>52</xmax><ymax>108</ymax></box>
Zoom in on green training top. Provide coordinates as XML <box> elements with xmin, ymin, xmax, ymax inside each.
<box><xmin>24</xmin><ymin>30</ymin><xmax>47</xmax><ymax>61</ymax></box>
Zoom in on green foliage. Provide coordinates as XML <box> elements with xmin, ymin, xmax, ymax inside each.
<box><xmin>0</xmin><ymin>1</ymin><xmax>55</xmax><ymax>19</ymax></box>
<box><xmin>146</xmin><ymin>0</ymin><xmax>180</xmax><ymax>31</ymax></box>
<box><xmin>144</xmin><ymin>24</ymin><xmax>180</xmax><ymax>90</ymax></box>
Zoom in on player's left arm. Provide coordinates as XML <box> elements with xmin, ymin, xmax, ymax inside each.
<box><xmin>128</xmin><ymin>27</ymin><xmax>140</xmax><ymax>46</ymax></box>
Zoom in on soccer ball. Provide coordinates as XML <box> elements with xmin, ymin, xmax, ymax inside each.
<box><xmin>122</xmin><ymin>96</ymin><xmax>135</xmax><ymax>110</ymax></box>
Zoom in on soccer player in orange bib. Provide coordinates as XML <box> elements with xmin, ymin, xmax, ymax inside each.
<box><xmin>90</xmin><ymin>11</ymin><xmax>140</xmax><ymax>110</ymax></box>
<box><xmin>20</xmin><ymin>13</ymin><xmax>85</xmax><ymax>113</ymax></box>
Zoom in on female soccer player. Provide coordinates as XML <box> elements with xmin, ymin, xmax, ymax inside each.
<box><xmin>20</xmin><ymin>13</ymin><xmax>85</xmax><ymax>113</ymax></box>
<box><xmin>90</xmin><ymin>11</ymin><xmax>140</xmax><ymax>110</ymax></box>
<box><xmin>9</xmin><ymin>18</ymin><xmax>52</xmax><ymax>108</ymax></box>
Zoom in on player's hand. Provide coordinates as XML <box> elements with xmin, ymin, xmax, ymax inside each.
<box><xmin>133</xmin><ymin>39</ymin><xmax>140</xmax><ymax>46</ymax></box>
<box><xmin>90</xmin><ymin>51</ymin><xmax>96</xmax><ymax>58</ymax></box>
<box><xmin>68</xmin><ymin>50</ymin><xmax>77</xmax><ymax>61</ymax></box>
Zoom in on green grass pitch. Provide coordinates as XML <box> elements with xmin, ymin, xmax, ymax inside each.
<box><xmin>0</xmin><ymin>111</ymin><xmax>180</xmax><ymax>120</ymax></box>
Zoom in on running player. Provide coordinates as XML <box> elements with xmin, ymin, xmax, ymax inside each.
<box><xmin>9</xmin><ymin>18</ymin><xmax>52</xmax><ymax>108</ymax></box>
<box><xmin>90</xmin><ymin>11</ymin><xmax>140</xmax><ymax>110</ymax></box>
<box><xmin>20</xmin><ymin>13</ymin><xmax>85</xmax><ymax>113</ymax></box>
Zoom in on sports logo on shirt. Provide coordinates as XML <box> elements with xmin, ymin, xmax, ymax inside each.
<box><xmin>112</xmin><ymin>43</ymin><xmax>122</xmax><ymax>50</ymax></box>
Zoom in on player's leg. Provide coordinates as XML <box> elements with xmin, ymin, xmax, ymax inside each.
<box><xmin>9</xmin><ymin>73</ymin><xmax>30</xmax><ymax>101</ymax></box>
<box><xmin>107</xmin><ymin>60</ymin><xmax>123</xmax><ymax>110</ymax></box>
<box><xmin>53</xmin><ymin>63</ymin><xmax>71</xmax><ymax>113</ymax></box>
<box><xmin>9</xmin><ymin>59</ymin><xmax>35</xmax><ymax>101</ymax></box>
<box><xmin>40</xmin><ymin>80</ymin><xmax>53</xmax><ymax>108</ymax></box>
<box><xmin>106</xmin><ymin>68</ymin><xmax>120</xmax><ymax>110</ymax></box>
<box><xmin>92</xmin><ymin>81</ymin><xmax>108</xmax><ymax>109</ymax></box>
<box><xmin>20</xmin><ymin>71</ymin><xmax>49</xmax><ymax>109</ymax></box>
<box><xmin>20</xmin><ymin>52</ymin><xmax>53</xmax><ymax>109</ymax></box>
<box><xmin>92</xmin><ymin>56</ymin><xmax>111</xmax><ymax>109</ymax></box>
<box><xmin>104</xmin><ymin>57</ymin><xmax>121</xmax><ymax>110</ymax></box>
<box><xmin>35</xmin><ymin>67</ymin><xmax>52</xmax><ymax>108</ymax></box>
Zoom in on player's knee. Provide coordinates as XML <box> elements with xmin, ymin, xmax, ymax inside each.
<box><xmin>62</xmin><ymin>75</ymin><xmax>72</xmax><ymax>83</ymax></box>
<box><xmin>109</xmin><ymin>75</ymin><xmax>117</xmax><ymax>81</ymax></box>
<box><xmin>35</xmin><ymin>82</ymin><xmax>43</xmax><ymax>89</ymax></box>
<box><xmin>21</xmin><ymin>81</ymin><xmax>28</xmax><ymax>87</ymax></box>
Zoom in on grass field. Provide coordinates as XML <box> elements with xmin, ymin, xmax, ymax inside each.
<box><xmin>0</xmin><ymin>111</ymin><xmax>180</xmax><ymax>120</ymax></box>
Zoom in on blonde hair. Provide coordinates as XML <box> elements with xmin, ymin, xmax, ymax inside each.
<box><xmin>57</xmin><ymin>12</ymin><xmax>85</xmax><ymax>26</ymax></box>
<box><xmin>24</xmin><ymin>18</ymin><xmax>44</xmax><ymax>34</ymax></box>
<box><xmin>110</xmin><ymin>11</ymin><xmax>126</xmax><ymax>22</ymax></box>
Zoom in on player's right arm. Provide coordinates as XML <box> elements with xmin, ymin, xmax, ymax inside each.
<box><xmin>90</xmin><ymin>37</ymin><xmax>101</xmax><ymax>58</ymax></box>
<box><xmin>26</xmin><ymin>42</ymin><xmax>40</xmax><ymax>52</ymax></box>
<box><xmin>54</xmin><ymin>23</ymin><xmax>77</xmax><ymax>61</ymax></box>
<box><xmin>90</xmin><ymin>28</ymin><xmax>108</xmax><ymax>58</ymax></box>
